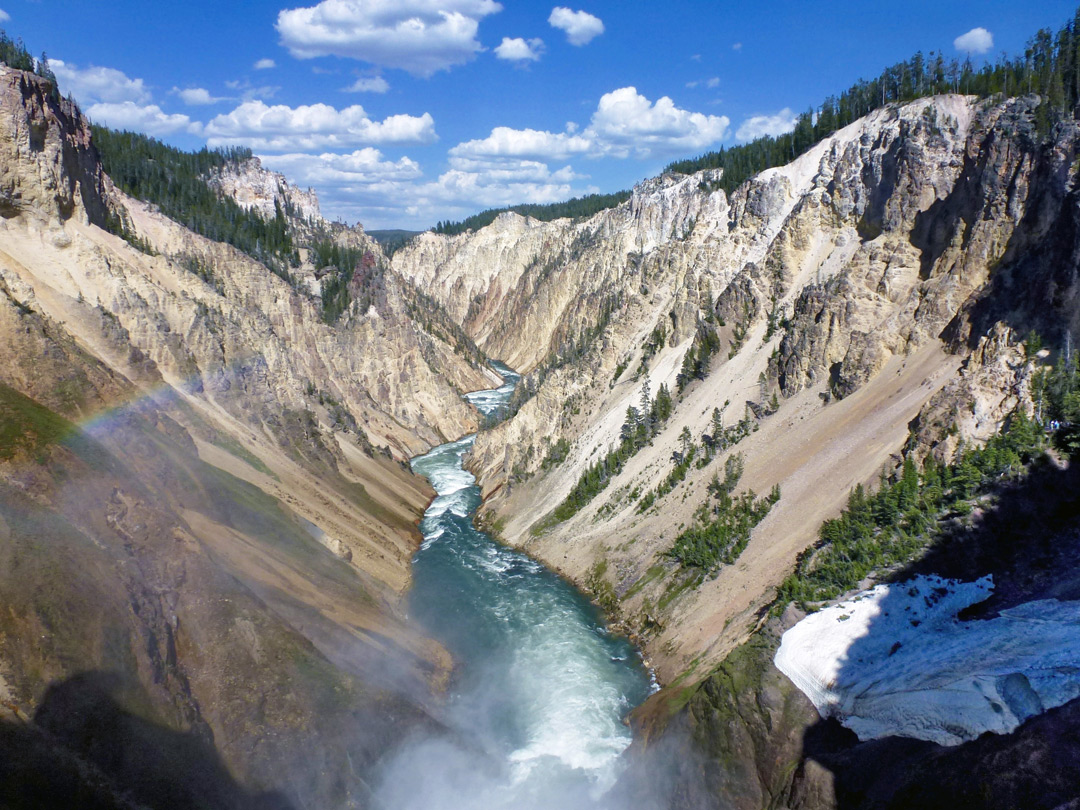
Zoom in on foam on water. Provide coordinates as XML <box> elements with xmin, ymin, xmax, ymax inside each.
<box><xmin>376</xmin><ymin>363</ymin><xmax>652</xmax><ymax>809</ymax></box>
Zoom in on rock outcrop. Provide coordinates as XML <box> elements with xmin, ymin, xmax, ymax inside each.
<box><xmin>206</xmin><ymin>155</ymin><xmax>322</xmax><ymax>224</ymax></box>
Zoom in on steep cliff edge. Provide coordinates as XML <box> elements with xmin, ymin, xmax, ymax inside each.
<box><xmin>0</xmin><ymin>66</ymin><xmax>488</xmax><ymax>807</ymax></box>
<box><xmin>393</xmin><ymin>91</ymin><xmax>1080</xmax><ymax>807</ymax></box>
<box><xmin>395</xmin><ymin>94</ymin><xmax>1076</xmax><ymax>683</ymax></box>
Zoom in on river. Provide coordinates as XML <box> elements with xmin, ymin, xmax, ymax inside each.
<box><xmin>374</xmin><ymin>362</ymin><xmax>653</xmax><ymax>810</ymax></box>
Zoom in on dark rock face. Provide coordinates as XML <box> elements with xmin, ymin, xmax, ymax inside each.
<box><xmin>0</xmin><ymin>672</ymin><xmax>293</xmax><ymax>810</ymax></box>
<box><xmin>624</xmin><ymin>629</ymin><xmax>822</xmax><ymax>810</ymax></box>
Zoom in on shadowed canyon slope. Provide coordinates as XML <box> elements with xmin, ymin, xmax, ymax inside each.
<box><xmin>0</xmin><ymin>65</ymin><xmax>497</xmax><ymax>807</ymax></box>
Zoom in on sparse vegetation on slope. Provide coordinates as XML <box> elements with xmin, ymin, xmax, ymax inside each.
<box><xmin>534</xmin><ymin>380</ymin><xmax>674</xmax><ymax>530</ymax></box>
<box><xmin>667</xmin><ymin>453</ymin><xmax>781</xmax><ymax>573</ymax></box>
<box><xmin>676</xmin><ymin>323</ymin><xmax>721</xmax><ymax>394</ymax></box>
<box><xmin>773</xmin><ymin>411</ymin><xmax>1046</xmax><ymax>611</ymax></box>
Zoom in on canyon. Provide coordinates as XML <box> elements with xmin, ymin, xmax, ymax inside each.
<box><xmin>0</xmin><ymin>53</ymin><xmax>1078</xmax><ymax>810</ymax></box>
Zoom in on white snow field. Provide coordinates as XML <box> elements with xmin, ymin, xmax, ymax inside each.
<box><xmin>774</xmin><ymin>574</ymin><xmax>1080</xmax><ymax>746</ymax></box>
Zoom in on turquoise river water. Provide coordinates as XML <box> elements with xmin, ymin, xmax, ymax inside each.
<box><xmin>374</xmin><ymin>363</ymin><xmax>653</xmax><ymax>810</ymax></box>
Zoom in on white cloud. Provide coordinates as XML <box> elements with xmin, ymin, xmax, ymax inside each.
<box><xmin>261</xmin><ymin>147</ymin><xmax>589</xmax><ymax>229</ymax></box>
<box><xmin>494</xmin><ymin>37</ymin><xmax>544</xmax><ymax>63</ymax></box>
<box><xmin>276</xmin><ymin>0</ymin><xmax>503</xmax><ymax>77</ymax></box>
<box><xmin>343</xmin><ymin>75</ymin><xmax>390</xmax><ymax>93</ymax></box>
<box><xmin>587</xmin><ymin>86</ymin><xmax>729</xmax><ymax>157</ymax></box>
<box><xmin>87</xmin><ymin>101</ymin><xmax>198</xmax><ymax>136</ymax></box>
<box><xmin>548</xmin><ymin>6</ymin><xmax>603</xmax><ymax>46</ymax></box>
<box><xmin>50</xmin><ymin>60</ymin><xmax>151</xmax><ymax>106</ymax></box>
<box><xmin>450</xmin><ymin>86</ymin><xmax>728</xmax><ymax>163</ymax></box>
<box><xmin>261</xmin><ymin>148</ymin><xmax>423</xmax><ymax>185</ymax></box>
<box><xmin>954</xmin><ymin>27</ymin><xmax>993</xmax><ymax>54</ymax></box>
<box><xmin>432</xmin><ymin>160</ymin><xmax>581</xmax><ymax>204</ymax></box>
<box><xmin>224</xmin><ymin>79</ymin><xmax>281</xmax><ymax>101</ymax></box>
<box><xmin>203</xmin><ymin>100</ymin><xmax>437</xmax><ymax>151</ymax></box>
<box><xmin>254</xmin><ymin>58</ymin><xmax>277</xmax><ymax>70</ymax></box>
<box><xmin>446</xmin><ymin>154</ymin><xmax>581</xmax><ymax>182</ymax></box>
<box><xmin>0</xmin><ymin>9</ymin><xmax>9</xmax><ymax>22</ymax></box>
<box><xmin>451</xmin><ymin>125</ymin><xmax>590</xmax><ymax>160</ymax></box>
<box><xmin>732</xmin><ymin>42</ymin><xmax>742</xmax><ymax>51</ymax></box>
<box><xmin>172</xmin><ymin>86</ymin><xmax>226</xmax><ymax>106</ymax></box>
<box><xmin>735</xmin><ymin>107</ymin><xmax>797</xmax><ymax>142</ymax></box>
<box><xmin>688</xmin><ymin>76</ymin><xmax>720</xmax><ymax>89</ymax></box>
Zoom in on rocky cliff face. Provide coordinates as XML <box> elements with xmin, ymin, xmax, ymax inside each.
<box><xmin>0</xmin><ymin>66</ymin><xmax>489</xmax><ymax>807</ymax></box>
<box><xmin>206</xmin><ymin>155</ymin><xmax>322</xmax><ymax>224</ymax></box>
<box><xmin>396</xmin><ymin>93</ymin><xmax>1078</xmax><ymax>681</ymax></box>
<box><xmin>393</xmin><ymin>91</ymin><xmax>1080</xmax><ymax>807</ymax></box>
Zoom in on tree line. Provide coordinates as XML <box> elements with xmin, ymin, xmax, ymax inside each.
<box><xmin>91</xmin><ymin>126</ymin><xmax>300</xmax><ymax>279</ymax></box>
<box><xmin>432</xmin><ymin>191</ymin><xmax>632</xmax><ymax>236</ymax></box>
<box><xmin>773</xmin><ymin>411</ymin><xmax>1046</xmax><ymax>611</ymax></box>
<box><xmin>0</xmin><ymin>30</ymin><xmax>61</xmax><ymax>102</ymax></box>
<box><xmin>668</xmin><ymin>6</ymin><xmax>1080</xmax><ymax>190</ymax></box>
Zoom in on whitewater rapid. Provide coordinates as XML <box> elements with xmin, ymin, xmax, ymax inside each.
<box><xmin>375</xmin><ymin>363</ymin><xmax>652</xmax><ymax>810</ymax></box>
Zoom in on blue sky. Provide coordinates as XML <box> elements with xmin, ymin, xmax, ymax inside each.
<box><xmin>2</xmin><ymin>1</ymin><xmax>1076</xmax><ymax>229</ymax></box>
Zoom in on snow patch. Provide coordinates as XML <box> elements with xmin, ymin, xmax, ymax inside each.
<box><xmin>775</xmin><ymin>574</ymin><xmax>1080</xmax><ymax>746</ymax></box>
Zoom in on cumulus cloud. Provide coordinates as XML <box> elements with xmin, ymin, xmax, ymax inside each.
<box><xmin>0</xmin><ymin>9</ymin><xmax>9</xmax><ymax>22</ymax></box>
<box><xmin>451</xmin><ymin>126</ymin><xmax>590</xmax><ymax>160</ymax></box>
<box><xmin>548</xmin><ymin>6</ymin><xmax>603</xmax><ymax>46</ymax></box>
<box><xmin>343</xmin><ymin>75</ymin><xmax>390</xmax><ymax>93</ymax></box>
<box><xmin>49</xmin><ymin>60</ymin><xmax>151</xmax><ymax>106</ymax></box>
<box><xmin>254</xmin><ymin>58</ymin><xmax>277</xmax><ymax>70</ymax></box>
<box><xmin>86</xmin><ymin>102</ymin><xmax>198</xmax><ymax>136</ymax></box>
<box><xmin>732</xmin><ymin>42</ymin><xmax>742</xmax><ymax>51</ymax></box>
<box><xmin>447</xmin><ymin>86</ymin><xmax>725</xmax><ymax>163</ymax></box>
<box><xmin>262</xmin><ymin>147</ymin><xmax>588</xmax><ymax>229</ymax></box>
<box><xmin>588</xmin><ymin>86</ymin><xmax>729</xmax><ymax>157</ymax></box>
<box><xmin>172</xmin><ymin>86</ymin><xmax>226</xmax><ymax>106</ymax></box>
<box><xmin>494</xmin><ymin>37</ymin><xmax>544</xmax><ymax>63</ymax></box>
<box><xmin>954</xmin><ymin>27</ymin><xmax>993</xmax><ymax>54</ymax></box>
<box><xmin>276</xmin><ymin>0</ymin><xmax>503</xmax><ymax>77</ymax></box>
<box><xmin>434</xmin><ymin>159</ymin><xmax>580</xmax><ymax>200</ymax></box>
<box><xmin>261</xmin><ymin>148</ymin><xmax>423</xmax><ymax>185</ymax></box>
<box><xmin>203</xmin><ymin>100</ymin><xmax>436</xmax><ymax>151</ymax></box>
<box><xmin>735</xmin><ymin>107</ymin><xmax>797</xmax><ymax>142</ymax></box>
<box><xmin>450</xmin><ymin>87</ymin><xmax>728</xmax><ymax>162</ymax></box>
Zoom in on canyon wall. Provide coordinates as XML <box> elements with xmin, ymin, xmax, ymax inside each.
<box><xmin>395</xmin><ymin>93</ymin><xmax>1078</xmax><ymax>678</ymax></box>
<box><xmin>0</xmin><ymin>65</ymin><xmax>491</xmax><ymax>807</ymax></box>
<box><xmin>395</xmin><ymin>92</ymin><xmax>1080</xmax><ymax>807</ymax></box>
